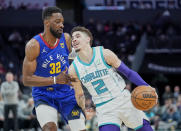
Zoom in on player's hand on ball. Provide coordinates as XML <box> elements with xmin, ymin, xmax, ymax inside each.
<box><xmin>131</xmin><ymin>86</ymin><xmax>158</xmax><ymax>111</ymax></box>
<box><xmin>150</xmin><ymin>87</ymin><xmax>158</xmax><ymax>104</ymax></box>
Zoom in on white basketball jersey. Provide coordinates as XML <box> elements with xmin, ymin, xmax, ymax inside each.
<box><xmin>72</xmin><ymin>46</ymin><xmax>126</xmax><ymax>106</ymax></box>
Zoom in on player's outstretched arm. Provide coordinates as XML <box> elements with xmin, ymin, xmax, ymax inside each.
<box><xmin>22</xmin><ymin>39</ymin><xmax>72</xmax><ymax>87</ymax></box>
<box><xmin>103</xmin><ymin>48</ymin><xmax>149</xmax><ymax>86</ymax></box>
<box><xmin>68</xmin><ymin>64</ymin><xmax>85</xmax><ymax>112</ymax></box>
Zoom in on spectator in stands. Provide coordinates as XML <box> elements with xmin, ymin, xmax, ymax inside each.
<box><xmin>161</xmin><ymin>98</ymin><xmax>174</xmax><ymax>115</ymax></box>
<box><xmin>155</xmin><ymin>10</ymin><xmax>171</xmax><ymax>29</ymax></box>
<box><xmin>152</xmin><ymin>101</ymin><xmax>162</xmax><ymax>116</ymax></box>
<box><xmin>176</xmin><ymin>95</ymin><xmax>181</xmax><ymax>110</ymax></box>
<box><xmin>18</xmin><ymin>98</ymin><xmax>39</xmax><ymax>130</ymax></box>
<box><xmin>162</xmin><ymin>85</ymin><xmax>173</xmax><ymax>101</ymax></box>
<box><xmin>0</xmin><ymin>72</ymin><xmax>20</xmax><ymax>131</ymax></box>
<box><xmin>8</xmin><ymin>30</ymin><xmax>22</xmax><ymax>44</ymax></box>
<box><xmin>176</xmin><ymin>95</ymin><xmax>181</xmax><ymax>129</ymax></box>
<box><xmin>159</xmin><ymin>105</ymin><xmax>180</xmax><ymax>130</ymax></box>
<box><xmin>173</xmin><ymin>85</ymin><xmax>180</xmax><ymax>103</ymax></box>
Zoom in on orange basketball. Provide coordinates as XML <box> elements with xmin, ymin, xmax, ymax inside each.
<box><xmin>131</xmin><ymin>86</ymin><xmax>158</xmax><ymax>111</ymax></box>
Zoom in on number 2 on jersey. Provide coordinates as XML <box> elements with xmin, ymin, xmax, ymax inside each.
<box><xmin>91</xmin><ymin>79</ymin><xmax>108</xmax><ymax>94</ymax></box>
<box><xmin>49</xmin><ymin>62</ymin><xmax>61</xmax><ymax>74</ymax></box>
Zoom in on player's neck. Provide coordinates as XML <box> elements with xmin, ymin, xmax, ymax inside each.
<box><xmin>42</xmin><ymin>31</ymin><xmax>57</xmax><ymax>47</ymax></box>
<box><xmin>78</xmin><ymin>46</ymin><xmax>93</xmax><ymax>64</ymax></box>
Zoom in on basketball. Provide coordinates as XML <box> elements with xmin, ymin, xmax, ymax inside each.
<box><xmin>131</xmin><ymin>86</ymin><xmax>158</xmax><ymax>111</ymax></box>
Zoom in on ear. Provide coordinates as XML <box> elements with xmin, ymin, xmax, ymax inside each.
<box><xmin>44</xmin><ymin>19</ymin><xmax>50</xmax><ymax>27</ymax></box>
<box><xmin>86</xmin><ymin>37</ymin><xmax>91</xmax><ymax>44</ymax></box>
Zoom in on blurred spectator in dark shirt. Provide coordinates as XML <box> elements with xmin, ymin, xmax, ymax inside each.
<box><xmin>162</xmin><ymin>85</ymin><xmax>173</xmax><ymax>101</ymax></box>
<box><xmin>173</xmin><ymin>85</ymin><xmax>180</xmax><ymax>103</ymax></box>
<box><xmin>8</xmin><ymin>30</ymin><xmax>22</xmax><ymax>43</ymax></box>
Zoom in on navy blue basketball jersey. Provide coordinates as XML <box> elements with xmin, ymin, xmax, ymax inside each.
<box><xmin>32</xmin><ymin>33</ymin><xmax>74</xmax><ymax>99</ymax></box>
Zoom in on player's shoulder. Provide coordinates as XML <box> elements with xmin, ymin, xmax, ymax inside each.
<box><xmin>94</xmin><ymin>46</ymin><xmax>111</xmax><ymax>53</ymax></box>
<box><xmin>101</xmin><ymin>47</ymin><xmax>118</xmax><ymax>63</ymax></box>
<box><xmin>68</xmin><ymin>62</ymin><xmax>77</xmax><ymax>76</ymax></box>
<box><xmin>25</xmin><ymin>38</ymin><xmax>40</xmax><ymax>60</ymax></box>
<box><xmin>64</xmin><ymin>32</ymin><xmax>71</xmax><ymax>38</ymax></box>
<box><xmin>64</xmin><ymin>32</ymin><xmax>72</xmax><ymax>53</ymax></box>
<box><xmin>101</xmin><ymin>47</ymin><xmax>114</xmax><ymax>56</ymax></box>
<box><xmin>26</xmin><ymin>38</ymin><xmax>40</xmax><ymax>50</ymax></box>
<box><xmin>64</xmin><ymin>32</ymin><xmax>71</xmax><ymax>43</ymax></box>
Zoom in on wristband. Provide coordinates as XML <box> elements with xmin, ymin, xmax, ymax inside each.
<box><xmin>53</xmin><ymin>76</ymin><xmax>56</xmax><ymax>84</ymax></box>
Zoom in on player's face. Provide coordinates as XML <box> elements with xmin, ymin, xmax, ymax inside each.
<box><xmin>72</xmin><ymin>31</ymin><xmax>90</xmax><ymax>52</ymax></box>
<box><xmin>49</xmin><ymin>13</ymin><xmax>64</xmax><ymax>38</ymax></box>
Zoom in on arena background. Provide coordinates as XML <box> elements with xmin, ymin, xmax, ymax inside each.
<box><xmin>0</xmin><ymin>0</ymin><xmax>181</xmax><ymax>130</ymax></box>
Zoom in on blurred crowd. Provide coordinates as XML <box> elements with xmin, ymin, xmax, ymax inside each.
<box><xmin>0</xmin><ymin>0</ymin><xmax>53</xmax><ymax>10</ymax></box>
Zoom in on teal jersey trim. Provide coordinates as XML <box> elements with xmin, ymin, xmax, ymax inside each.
<box><xmin>134</xmin><ymin>125</ymin><xmax>143</xmax><ymax>130</ymax></box>
<box><xmin>77</xmin><ymin>47</ymin><xmax>96</xmax><ymax>66</ymax></box>
<box><xmin>100</xmin><ymin>47</ymin><xmax>111</xmax><ymax>69</ymax></box>
<box><xmin>72</xmin><ymin>61</ymin><xmax>80</xmax><ymax>80</ymax></box>
<box><xmin>99</xmin><ymin>122</ymin><xmax>120</xmax><ymax>128</ymax></box>
<box><xmin>95</xmin><ymin>98</ymin><xmax>114</xmax><ymax>107</ymax></box>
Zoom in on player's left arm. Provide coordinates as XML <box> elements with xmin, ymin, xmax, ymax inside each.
<box><xmin>64</xmin><ymin>33</ymin><xmax>72</xmax><ymax>53</ymax></box>
<box><xmin>102</xmin><ymin>48</ymin><xmax>149</xmax><ymax>86</ymax></box>
<box><xmin>68</xmin><ymin>64</ymin><xmax>85</xmax><ymax>111</ymax></box>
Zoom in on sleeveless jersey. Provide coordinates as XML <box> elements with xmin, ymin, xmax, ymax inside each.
<box><xmin>32</xmin><ymin>33</ymin><xmax>74</xmax><ymax>98</ymax></box>
<box><xmin>72</xmin><ymin>46</ymin><xmax>126</xmax><ymax>106</ymax></box>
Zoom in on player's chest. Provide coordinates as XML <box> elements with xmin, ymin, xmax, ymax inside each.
<box><xmin>38</xmin><ymin>47</ymin><xmax>68</xmax><ymax>67</ymax></box>
<box><xmin>79</xmin><ymin>65</ymin><xmax>109</xmax><ymax>84</ymax></box>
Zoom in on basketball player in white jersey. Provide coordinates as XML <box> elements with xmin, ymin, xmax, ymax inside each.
<box><xmin>69</xmin><ymin>26</ymin><xmax>155</xmax><ymax>131</ymax></box>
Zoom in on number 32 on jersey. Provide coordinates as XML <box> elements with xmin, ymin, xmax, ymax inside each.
<box><xmin>49</xmin><ymin>62</ymin><xmax>61</xmax><ymax>74</ymax></box>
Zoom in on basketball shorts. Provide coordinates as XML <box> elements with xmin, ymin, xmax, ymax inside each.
<box><xmin>33</xmin><ymin>93</ymin><xmax>86</xmax><ymax>130</ymax></box>
<box><xmin>96</xmin><ymin>89</ymin><xmax>149</xmax><ymax>129</ymax></box>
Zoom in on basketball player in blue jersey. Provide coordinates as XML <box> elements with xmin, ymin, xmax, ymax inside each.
<box><xmin>22</xmin><ymin>7</ymin><xmax>86</xmax><ymax>131</ymax></box>
<box><xmin>69</xmin><ymin>26</ymin><xmax>157</xmax><ymax>131</ymax></box>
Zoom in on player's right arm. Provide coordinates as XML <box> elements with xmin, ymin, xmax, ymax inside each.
<box><xmin>22</xmin><ymin>39</ymin><xmax>55</xmax><ymax>87</ymax></box>
<box><xmin>23</xmin><ymin>39</ymin><xmax>71</xmax><ymax>87</ymax></box>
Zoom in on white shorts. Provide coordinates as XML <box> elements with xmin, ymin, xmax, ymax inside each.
<box><xmin>35</xmin><ymin>104</ymin><xmax>86</xmax><ymax>130</ymax></box>
<box><xmin>96</xmin><ymin>89</ymin><xmax>148</xmax><ymax>129</ymax></box>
